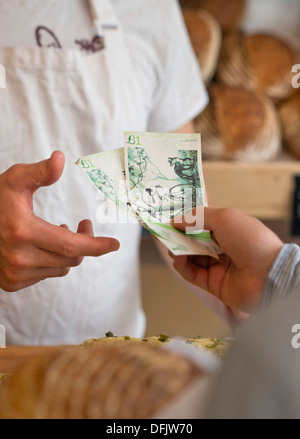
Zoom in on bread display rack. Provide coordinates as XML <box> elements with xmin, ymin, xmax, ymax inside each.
<box><xmin>180</xmin><ymin>0</ymin><xmax>300</xmax><ymax>221</ymax></box>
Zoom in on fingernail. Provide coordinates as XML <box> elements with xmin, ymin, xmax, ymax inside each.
<box><xmin>112</xmin><ymin>240</ymin><xmax>120</xmax><ymax>251</ymax></box>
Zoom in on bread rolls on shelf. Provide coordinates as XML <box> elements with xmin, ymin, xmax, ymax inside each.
<box><xmin>0</xmin><ymin>344</ymin><xmax>201</xmax><ymax>419</ymax></box>
<box><xmin>279</xmin><ymin>91</ymin><xmax>300</xmax><ymax>159</ymax></box>
<box><xmin>183</xmin><ymin>9</ymin><xmax>222</xmax><ymax>84</ymax></box>
<box><xmin>217</xmin><ymin>31</ymin><xmax>297</xmax><ymax>101</ymax></box>
<box><xmin>180</xmin><ymin>0</ymin><xmax>246</xmax><ymax>32</ymax></box>
<box><xmin>194</xmin><ymin>84</ymin><xmax>282</xmax><ymax>162</ymax></box>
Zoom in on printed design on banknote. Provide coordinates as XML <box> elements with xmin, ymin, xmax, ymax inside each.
<box><xmin>124</xmin><ymin>132</ymin><xmax>211</xmax><ymax>245</ymax></box>
<box><xmin>76</xmin><ymin>133</ymin><xmax>223</xmax><ymax>257</ymax></box>
<box><xmin>77</xmin><ymin>148</ymin><xmax>136</xmax><ymax>219</ymax></box>
<box><xmin>86</xmin><ymin>167</ymin><xmax>129</xmax><ymax>213</ymax></box>
<box><xmin>127</xmin><ymin>146</ymin><xmax>203</xmax><ymax>224</ymax></box>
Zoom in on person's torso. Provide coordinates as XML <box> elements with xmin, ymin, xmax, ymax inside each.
<box><xmin>0</xmin><ymin>0</ymin><xmax>207</xmax><ymax>345</ymax></box>
<box><xmin>0</xmin><ymin>0</ymin><xmax>154</xmax><ymax>345</ymax></box>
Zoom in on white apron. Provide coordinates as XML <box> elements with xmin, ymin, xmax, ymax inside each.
<box><xmin>0</xmin><ymin>0</ymin><xmax>147</xmax><ymax>345</ymax></box>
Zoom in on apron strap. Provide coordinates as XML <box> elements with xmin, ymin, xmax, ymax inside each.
<box><xmin>88</xmin><ymin>0</ymin><xmax>121</xmax><ymax>39</ymax></box>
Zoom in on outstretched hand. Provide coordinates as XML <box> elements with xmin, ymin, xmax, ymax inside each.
<box><xmin>0</xmin><ymin>151</ymin><xmax>120</xmax><ymax>292</ymax></box>
<box><xmin>171</xmin><ymin>207</ymin><xmax>283</xmax><ymax>313</ymax></box>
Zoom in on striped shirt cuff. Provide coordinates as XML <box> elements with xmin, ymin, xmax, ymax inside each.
<box><xmin>260</xmin><ymin>243</ymin><xmax>300</xmax><ymax>310</ymax></box>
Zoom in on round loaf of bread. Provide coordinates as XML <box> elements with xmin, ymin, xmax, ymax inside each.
<box><xmin>180</xmin><ymin>0</ymin><xmax>246</xmax><ymax>32</ymax></box>
<box><xmin>194</xmin><ymin>84</ymin><xmax>282</xmax><ymax>162</ymax></box>
<box><xmin>183</xmin><ymin>9</ymin><xmax>221</xmax><ymax>83</ymax></box>
<box><xmin>217</xmin><ymin>31</ymin><xmax>297</xmax><ymax>102</ymax></box>
<box><xmin>279</xmin><ymin>91</ymin><xmax>300</xmax><ymax>159</ymax></box>
<box><xmin>0</xmin><ymin>343</ymin><xmax>201</xmax><ymax>419</ymax></box>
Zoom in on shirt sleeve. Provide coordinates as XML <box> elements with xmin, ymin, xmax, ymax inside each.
<box><xmin>260</xmin><ymin>243</ymin><xmax>300</xmax><ymax>310</ymax></box>
<box><xmin>147</xmin><ymin>0</ymin><xmax>209</xmax><ymax>133</ymax></box>
<box><xmin>204</xmin><ymin>292</ymin><xmax>300</xmax><ymax>419</ymax></box>
<box><xmin>203</xmin><ymin>245</ymin><xmax>300</xmax><ymax>419</ymax></box>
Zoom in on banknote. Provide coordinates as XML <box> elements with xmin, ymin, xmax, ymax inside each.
<box><xmin>76</xmin><ymin>147</ymin><xmax>137</xmax><ymax>221</ymax></box>
<box><xmin>124</xmin><ymin>131</ymin><xmax>206</xmax><ymax>228</ymax></box>
<box><xmin>124</xmin><ymin>132</ymin><xmax>222</xmax><ymax>257</ymax></box>
<box><xmin>76</xmin><ymin>132</ymin><xmax>223</xmax><ymax>257</ymax></box>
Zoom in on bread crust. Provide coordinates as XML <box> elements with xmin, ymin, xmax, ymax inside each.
<box><xmin>217</xmin><ymin>31</ymin><xmax>297</xmax><ymax>101</ymax></box>
<box><xmin>180</xmin><ymin>0</ymin><xmax>246</xmax><ymax>31</ymax></box>
<box><xmin>279</xmin><ymin>91</ymin><xmax>300</xmax><ymax>158</ymax></box>
<box><xmin>181</xmin><ymin>9</ymin><xmax>222</xmax><ymax>83</ymax></box>
<box><xmin>194</xmin><ymin>84</ymin><xmax>282</xmax><ymax>162</ymax></box>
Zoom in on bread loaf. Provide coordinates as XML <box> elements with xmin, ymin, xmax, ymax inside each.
<box><xmin>180</xmin><ymin>0</ymin><xmax>246</xmax><ymax>32</ymax></box>
<box><xmin>194</xmin><ymin>84</ymin><xmax>281</xmax><ymax>162</ymax></box>
<box><xmin>0</xmin><ymin>343</ymin><xmax>201</xmax><ymax>419</ymax></box>
<box><xmin>279</xmin><ymin>91</ymin><xmax>300</xmax><ymax>158</ymax></box>
<box><xmin>183</xmin><ymin>9</ymin><xmax>221</xmax><ymax>83</ymax></box>
<box><xmin>217</xmin><ymin>31</ymin><xmax>297</xmax><ymax>101</ymax></box>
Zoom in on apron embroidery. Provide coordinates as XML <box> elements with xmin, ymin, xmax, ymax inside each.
<box><xmin>35</xmin><ymin>26</ymin><xmax>105</xmax><ymax>53</ymax></box>
<box><xmin>35</xmin><ymin>26</ymin><xmax>62</xmax><ymax>49</ymax></box>
<box><xmin>75</xmin><ymin>35</ymin><xmax>105</xmax><ymax>53</ymax></box>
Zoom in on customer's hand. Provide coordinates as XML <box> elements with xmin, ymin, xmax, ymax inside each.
<box><xmin>171</xmin><ymin>207</ymin><xmax>283</xmax><ymax>313</ymax></box>
<box><xmin>0</xmin><ymin>151</ymin><xmax>120</xmax><ymax>292</ymax></box>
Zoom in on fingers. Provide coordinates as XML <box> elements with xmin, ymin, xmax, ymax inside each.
<box><xmin>172</xmin><ymin>206</ymin><xmax>226</xmax><ymax>233</ymax></box>
<box><xmin>0</xmin><ymin>266</ymin><xmax>72</xmax><ymax>293</ymax></box>
<box><xmin>76</xmin><ymin>219</ymin><xmax>94</xmax><ymax>236</ymax></box>
<box><xmin>0</xmin><ymin>152</ymin><xmax>121</xmax><ymax>292</ymax></box>
<box><xmin>172</xmin><ymin>207</ymin><xmax>271</xmax><ymax>258</ymax></box>
<box><xmin>73</xmin><ymin>220</ymin><xmax>94</xmax><ymax>266</ymax></box>
<box><xmin>4</xmin><ymin>151</ymin><xmax>65</xmax><ymax>195</ymax></box>
<box><xmin>172</xmin><ymin>207</ymin><xmax>204</xmax><ymax>232</ymax></box>
<box><xmin>0</xmin><ymin>245</ymin><xmax>80</xmax><ymax>292</ymax></box>
<box><xmin>32</xmin><ymin>217</ymin><xmax>120</xmax><ymax>258</ymax></box>
<box><xmin>172</xmin><ymin>254</ymin><xmax>211</xmax><ymax>292</ymax></box>
<box><xmin>0</xmin><ymin>218</ymin><xmax>120</xmax><ymax>292</ymax></box>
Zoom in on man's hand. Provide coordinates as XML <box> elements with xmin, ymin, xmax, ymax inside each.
<box><xmin>171</xmin><ymin>207</ymin><xmax>283</xmax><ymax>313</ymax></box>
<box><xmin>0</xmin><ymin>151</ymin><xmax>120</xmax><ymax>292</ymax></box>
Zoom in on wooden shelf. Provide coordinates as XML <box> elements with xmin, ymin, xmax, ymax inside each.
<box><xmin>203</xmin><ymin>160</ymin><xmax>300</xmax><ymax>220</ymax></box>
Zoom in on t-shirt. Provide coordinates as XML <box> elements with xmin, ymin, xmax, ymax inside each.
<box><xmin>0</xmin><ymin>0</ymin><xmax>208</xmax><ymax>139</ymax></box>
<box><xmin>0</xmin><ymin>0</ymin><xmax>208</xmax><ymax>345</ymax></box>
<box><xmin>0</xmin><ymin>0</ymin><xmax>101</xmax><ymax>52</ymax></box>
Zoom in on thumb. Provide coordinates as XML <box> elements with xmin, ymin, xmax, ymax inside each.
<box><xmin>10</xmin><ymin>151</ymin><xmax>65</xmax><ymax>195</ymax></box>
<box><xmin>172</xmin><ymin>206</ymin><xmax>205</xmax><ymax>232</ymax></box>
<box><xmin>172</xmin><ymin>206</ymin><xmax>239</xmax><ymax>246</ymax></box>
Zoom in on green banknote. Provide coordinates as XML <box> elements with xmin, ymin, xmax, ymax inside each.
<box><xmin>76</xmin><ymin>132</ymin><xmax>222</xmax><ymax>257</ymax></box>
<box><xmin>76</xmin><ymin>147</ymin><xmax>136</xmax><ymax>219</ymax></box>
